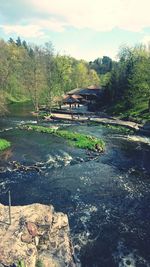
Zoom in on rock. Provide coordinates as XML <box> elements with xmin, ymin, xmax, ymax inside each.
<box><xmin>44</xmin><ymin>214</ymin><xmax>52</xmax><ymax>223</ymax></box>
<box><xmin>0</xmin><ymin>203</ymin><xmax>76</xmax><ymax>267</ymax></box>
<box><xmin>95</xmin><ymin>143</ymin><xmax>102</xmax><ymax>152</ymax></box>
<box><xmin>21</xmin><ymin>233</ymin><xmax>33</xmax><ymax>244</ymax></box>
<box><xmin>27</xmin><ymin>248</ymin><xmax>34</xmax><ymax>256</ymax></box>
<box><xmin>19</xmin><ymin>216</ymin><xmax>26</xmax><ymax>227</ymax></box>
<box><xmin>38</xmin><ymin>253</ymin><xmax>60</xmax><ymax>267</ymax></box>
<box><xmin>34</xmin><ymin>236</ymin><xmax>39</xmax><ymax>246</ymax></box>
<box><xmin>26</xmin><ymin>222</ymin><xmax>38</xmax><ymax>237</ymax></box>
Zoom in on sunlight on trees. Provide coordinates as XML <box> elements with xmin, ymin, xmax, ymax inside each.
<box><xmin>0</xmin><ymin>37</ymin><xmax>100</xmax><ymax>114</ymax></box>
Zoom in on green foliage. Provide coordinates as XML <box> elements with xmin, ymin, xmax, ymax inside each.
<box><xmin>16</xmin><ymin>260</ymin><xmax>26</xmax><ymax>267</ymax></box>
<box><xmin>6</xmin><ymin>92</ymin><xmax>30</xmax><ymax>103</ymax></box>
<box><xmin>21</xmin><ymin>125</ymin><xmax>105</xmax><ymax>152</ymax></box>
<box><xmin>0</xmin><ymin>138</ymin><xmax>11</xmax><ymax>151</ymax></box>
<box><xmin>36</xmin><ymin>259</ymin><xmax>44</xmax><ymax>267</ymax></box>
<box><xmin>0</xmin><ymin>37</ymin><xmax>101</xmax><ymax>114</ymax></box>
<box><xmin>70</xmin><ymin>60</ymin><xmax>100</xmax><ymax>89</ymax></box>
<box><xmin>0</xmin><ymin>92</ymin><xmax>7</xmax><ymax>114</ymax></box>
<box><xmin>119</xmin><ymin>102</ymin><xmax>150</xmax><ymax>123</ymax></box>
<box><xmin>89</xmin><ymin>56</ymin><xmax>113</xmax><ymax>74</ymax></box>
<box><xmin>100</xmin><ymin>73</ymin><xmax>111</xmax><ymax>86</ymax></box>
<box><xmin>103</xmin><ymin>124</ymin><xmax>135</xmax><ymax>135</ymax></box>
<box><xmin>23</xmin><ymin>125</ymin><xmax>55</xmax><ymax>134</ymax></box>
<box><xmin>105</xmin><ymin>44</ymin><xmax>150</xmax><ymax>122</ymax></box>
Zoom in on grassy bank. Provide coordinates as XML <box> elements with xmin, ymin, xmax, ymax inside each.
<box><xmin>103</xmin><ymin>124</ymin><xmax>135</xmax><ymax>134</ymax></box>
<box><xmin>0</xmin><ymin>139</ymin><xmax>11</xmax><ymax>151</ymax></box>
<box><xmin>21</xmin><ymin>125</ymin><xmax>105</xmax><ymax>152</ymax></box>
<box><xmin>107</xmin><ymin>101</ymin><xmax>150</xmax><ymax>123</ymax></box>
<box><xmin>6</xmin><ymin>93</ymin><xmax>30</xmax><ymax>104</ymax></box>
<box><xmin>89</xmin><ymin>121</ymin><xmax>135</xmax><ymax>134</ymax></box>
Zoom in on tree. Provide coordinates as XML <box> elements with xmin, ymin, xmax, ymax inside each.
<box><xmin>128</xmin><ymin>46</ymin><xmax>150</xmax><ymax>109</ymax></box>
<box><xmin>89</xmin><ymin>56</ymin><xmax>113</xmax><ymax>74</ymax></box>
<box><xmin>22</xmin><ymin>40</ymin><xmax>28</xmax><ymax>50</ymax></box>
<box><xmin>54</xmin><ymin>55</ymin><xmax>72</xmax><ymax>93</ymax></box>
<box><xmin>88</xmin><ymin>69</ymin><xmax>100</xmax><ymax>86</ymax></box>
<box><xmin>8</xmin><ymin>37</ymin><xmax>15</xmax><ymax>44</ymax></box>
<box><xmin>0</xmin><ymin>92</ymin><xmax>7</xmax><ymax>115</ymax></box>
<box><xmin>6</xmin><ymin>40</ymin><xmax>28</xmax><ymax>100</ymax></box>
<box><xmin>0</xmin><ymin>37</ymin><xmax>102</xmax><ymax>113</ymax></box>
<box><xmin>0</xmin><ymin>40</ymin><xmax>9</xmax><ymax>92</ymax></box>
<box><xmin>23</xmin><ymin>45</ymin><xmax>46</xmax><ymax>111</ymax></box>
<box><xmin>71</xmin><ymin>61</ymin><xmax>89</xmax><ymax>88</ymax></box>
<box><xmin>104</xmin><ymin>44</ymin><xmax>150</xmax><ymax>114</ymax></box>
<box><xmin>16</xmin><ymin>36</ymin><xmax>22</xmax><ymax>47</ymax></box>
<box><xmin>42</xmin><ymin>42</ymin><xmax>56</xmax><ymax>111</ymax></box>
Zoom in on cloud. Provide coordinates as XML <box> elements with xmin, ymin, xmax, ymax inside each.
<box><xmin>28</xmin><ymin>0</ymin><xmax>150</xmax><ymax>32</ymax></box>
<box><xmin>0</xmin><ymin>0</ymin><xmax>149</xmax><ymax>61</ymax></box>
<box><xmin>0</xmin><ymin>0</ymin><xmax>149</xmax><ymax>41</ymax></box>
<box><xmin>36</xmin><ymin>19</ymin><xmax>67</xmax><ymax>32</ymax></box>
<box><xmin>0</xmin><ymin>18</ymin><xmax>67</xmax><ymax>38</ymax></box>
<box><xmin>142</xmin><ymin>35</ymin><xmax>150</xmax><ymax>45</ymax></box>
<box><xmin>0</xmin><ymin>24</ymin><xmax>44</xmax><ymax>38</ymax></box>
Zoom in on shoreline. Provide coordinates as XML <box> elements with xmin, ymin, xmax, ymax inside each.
<box><xmin>45</xmin><ymin>112</ymin><xmax>143</xmax><ymax>131</ymax></box>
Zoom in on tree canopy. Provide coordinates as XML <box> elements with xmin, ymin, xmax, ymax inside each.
<box><xmin>0</xmin><ymin>37</ymin><xmax>100</xmax><ymax>114</ymax></box>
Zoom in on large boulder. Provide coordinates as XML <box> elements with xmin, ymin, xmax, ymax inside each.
<box><xmin>0</xmin><ymin>203</ymin><xmax>76</xmax><ymax>267</ymax></box>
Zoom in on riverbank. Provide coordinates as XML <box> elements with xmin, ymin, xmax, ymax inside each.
<box><xmin>44</xmin><ymin>111</ymin><xmax>142</xmax><ymax>131</ymax></box>
<box><xmin>47</xmin><ymin>111</ymin><xmax>150</xmax><ymax>136</ymax></box>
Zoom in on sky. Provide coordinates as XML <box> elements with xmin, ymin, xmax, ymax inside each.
<box><xmin>0</xmin><ymin>0</ymin><xmax>150</xmax><ymax>61</ymax></box>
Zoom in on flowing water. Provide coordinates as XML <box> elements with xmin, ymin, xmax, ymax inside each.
<box><xmin>0</xmin><ymin>104</ymin><xmax>150</xmax><ymax>267</ymax></box>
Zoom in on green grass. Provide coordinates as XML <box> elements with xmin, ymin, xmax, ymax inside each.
<box><xmin>107</xmin><ymin>100</ymin><xmax>150</xmax><ymax>123</ymax></box>
<box><xmin>6</xmin><ymin>93</ymin><xmax>30</xmax><ymax>104</ymax></box>
<box><xmin>21</xmin><ymin>125</ymin><xmax>105</xmax><ymax>152</ymax></box>
<box><xmin>38</xmin><ymin>112</ymin><xmax>53</xmax><ymax>119</ymax></box>
<box><xmin>0</xmin><ymin>138</ymin><xmax>11</xmax><ymax>151</ymax></box>
<box><xmin>102</xmin><ymin>124</ymin><xmax>135</xmax><ymax>135</ymax></box>
<box><xmin>16</xmin><ymin>260</ymin><xmax>26</xmax><ymax>267</ymax></box>
<box><xmin>88</xmin><ymin>121</ymin><xmax>135</xmax><ymax>134</ymax></box>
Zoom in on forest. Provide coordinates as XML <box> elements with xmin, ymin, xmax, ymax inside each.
<box><xmin>0</xmin><ymin>37</ymin><xmax>100</xmax><ymax>113</ymax></box>
<box><xmin>90</xmin><ymin>44</ymin><xmax>150</xmax><ymax>121</ymax></box>
<box><xmin>105</xmin><ymin>45</ymin><xmax>150</xmax><ymax>121</ymax></box>
<box><xmin>0</xmin><ymin>37</ymin><xmax>150</xmax><ymax>121</ymax></box>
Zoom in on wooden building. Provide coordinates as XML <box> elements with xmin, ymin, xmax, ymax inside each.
<box><xmin>66</xmin><ymin>85</ymin><xmax>103</xmax><ymax>104</ymax></box>
<box><xmin>63</xmin><ymin>95</ymin><xmax>80</xmax><ymax>108</ymax></box>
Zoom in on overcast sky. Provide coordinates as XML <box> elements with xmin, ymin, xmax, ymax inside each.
<box><xmin>0</xmin><ymin>0</ymin><xmax>150</xmax><ymax>60</ymax></box>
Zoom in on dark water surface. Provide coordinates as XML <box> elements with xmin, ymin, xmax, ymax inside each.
<box><xmin>0</xmin><ymin>104</ymin><xmax>150</xmax><ymax>267</ymax></box>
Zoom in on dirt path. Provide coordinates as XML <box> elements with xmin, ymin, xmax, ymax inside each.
<box><xmin>51</xmin><ymin>112</ymin><xmax>142</xmax><ymax>130</ymax></box>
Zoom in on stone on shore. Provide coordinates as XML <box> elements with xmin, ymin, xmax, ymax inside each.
<box><xmin>0</xmin><ymin>203</ymin><xmax>76</xmax><ymax>267</ymax></box>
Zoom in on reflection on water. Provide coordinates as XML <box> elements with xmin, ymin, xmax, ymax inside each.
<box><xmin>0</xmin><ymin>106</ymin><xmax>150</xmax><ymax>267</ymax></box>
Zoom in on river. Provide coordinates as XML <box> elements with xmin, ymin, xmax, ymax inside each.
<box><xmin>0</xmin><ymin>104</ymin><xmax>150</xmax><ymax>267</ymax></box>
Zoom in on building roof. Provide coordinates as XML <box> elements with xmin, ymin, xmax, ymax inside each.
<box><xmin>71</xmin><ymin>94</ymin><xmax>83</xmax><ymax>99</ymax></box>
<box><xmin>67</xmin><ymin>85</ymin><xmax>102</xmax><ymax>97</ymax></box>
<box><xmin>63</xmin><ymin>95</ymin><xmax>80</xmax><ymax>104</ymax></box>
<box><xmin>67</xmin><ymin>88</ymin><xmax>83</xmax><ymax>95</ymax></box>
<box><xmin>87</xmin><ymin>85</ymin><xmax>101</xmax><ymax>90</ymax></box>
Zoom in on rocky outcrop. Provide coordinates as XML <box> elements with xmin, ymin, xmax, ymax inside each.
<box><xmin>0</xmin><ymin>203</ymin><xmax>76</xmax><ymax>267</ymax></box>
